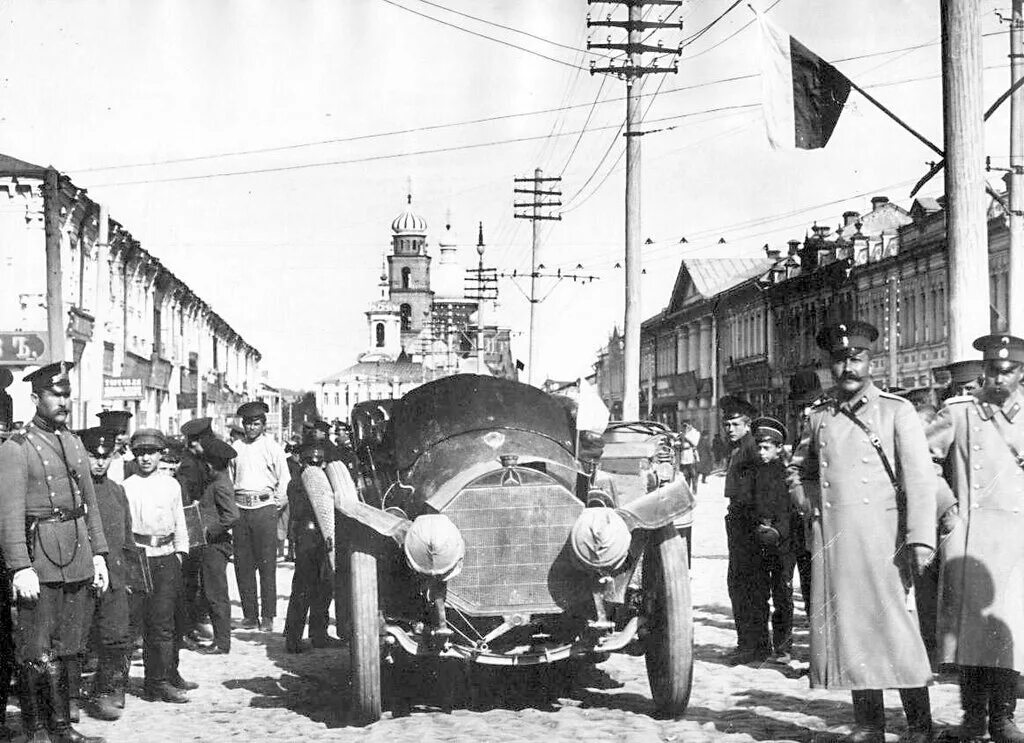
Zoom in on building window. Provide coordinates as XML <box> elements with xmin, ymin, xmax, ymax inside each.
<box><xmin>375</xmin><ymin>322</ymin><xmax>385</xmax><ymax>347</ymax></box>
<box><xmin>334</xmin><ymin>392</ymin><xmax>340</xmax><ymax>407</ymax></box>
<box><xmin>401</xmin><ymin>267</ymin><xmax>411</xmax><ymax>289</ymax></box>
<box><xmin>400</xmin><ymin>303</ymin><xmax>412</xmax><ymax>331</ymax></box>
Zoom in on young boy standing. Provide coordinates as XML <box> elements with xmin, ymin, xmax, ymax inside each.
<box><xmin>751</xmin><ymin>417</ymin><xmax>796</xmax><ymax>664</ymax></box>
<box><xmin>79</xmin><ymin>427</ymin><xmax>135</xmax><ymax>721</ymax></box>
<box><xmin>122</xmin><ymin>429</ymin><xmax>195</xmax><ymax>703</ymax></box>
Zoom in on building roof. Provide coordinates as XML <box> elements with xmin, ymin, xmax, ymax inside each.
<box><xmin>317</xmin><ymin>360</ymin><xmax>429</xmax><ymax>385</ymax></box>
<box><xmin>663</xmin><ymin>256</ymin><xmax>775</xmax><ymax>316</ymax></box>
<box><xmin>391</xmin><ymin>195</ymin><xmax>428</xmax><ymax>236</ymax></box>
<box><xmin>0</xmin><ymin>153</ymin><xmax>47</xmax><ymax>178</ymax></box>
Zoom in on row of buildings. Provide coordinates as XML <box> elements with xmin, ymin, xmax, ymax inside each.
<box><xmin>315</xmin><ymin>193</ymin><xmax>517</xmax><ymax>422</ymax></box>
<box><xmin>593</xmin><ymin>194</ymin><xmax>1012</xmax><ymax>439</ymax></box>
<box><xmin>0</xmin><ymin>153</ymin><xmax>276</xmax><ymax>437</ymax></box>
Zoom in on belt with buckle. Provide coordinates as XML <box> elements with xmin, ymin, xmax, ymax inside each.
<box><xmin>134</xmin><ymin>533</ymin><xmax>175</xmax><ymax>549</ymax></box>
<box><xmin>235</xmin><ymin>492</ymin><xmax>273</xmax><ymax>508</ymax></box>
<box><xmin>28</xmin><ymin>505</ymin><xmax>86</xmax><ymax>525</ymax></box>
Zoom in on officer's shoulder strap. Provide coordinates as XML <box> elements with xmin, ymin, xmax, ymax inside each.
<box><xmin>942</xmin><ymin>394</ymin><xmax>975</xmax><ymax>407</ymax></box>
<box><xmin>4</xmin><ymin>431</ymin><xmax>27</xmax><ymax>445</ymax></box>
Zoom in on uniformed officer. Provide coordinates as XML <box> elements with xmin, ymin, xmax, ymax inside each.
<box><xmin>940</xmin><ymin>358</ymin><xmax>985</xmax><ymax>403</ymax></box>
<box><xmin>231</xmin><ymin>401</ymin><xmax>290</xmax><ymax>632</ymax></box>
<box><xmin>927</xmin><ymin>335</ymin><xmax>1024</xmax><ymax>743</ymax></box>
<box><xmin>176</xmin><ymin>418</ymin><xmax>212</xmax><ymax>647</ymax></box>
<box><xmin>284</xmin><ymin>445</ymin><xmax>340</xmax><ymax>653</ymax></box>
<box><xmin>0</xmin><ymin>362</ymin><xmax>109</xmax><ymax>743</ymax></box>
<box><xmin>77</xmin><ymin>428</ymin><xmax>134</xmax><ymax>722</ymax></box>
<box><xmin>194</xmin><ymin>437</ymin><xmax>239</xmax><ymax>656</ymax></box>
<box><xmin>719</xmin><ymin>394</ymin><xmax>767</xmax><ymax>665</ymax></box>
<box><xmin>96</xmin><ymin>411</ymin><xmax>133</xmax><ymax>484</ymax></box>
<box><xmin>787</xmin><ymin>369</ymin><xmax>823</xmax><ymax>614</ymax></box>
<box><xmin>789</xmin><ymin>321</ymin><xmax>935</xmax><ymax>743</ymax></box>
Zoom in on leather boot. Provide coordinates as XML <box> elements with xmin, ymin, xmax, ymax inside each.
<box><xmin>45</xmin><ymin>659</ymin><xmax>104</xmax><ymax>743</ymax></box>
<box><xmin>946</xmin><ymin>666</ymin><xmax>990</xmax><ymax>741</ymax></box>
<box><xmin>18</xmin><ymin>663</ymin><xmax>52</xmax><ymax>743</ymax></box>
<box><xmin>990</xmin><ymin>669</ymin><xmax>1024</xmax><ymax>743</ymax></box>
<box><xmin>87</xmin><ymin>653</ymin><xmax>122</xmax><ymax>722</ymax></box>
<box><xmin>845</xmin><ymin>689</ymin><xmax>886</xmax><ymax>743</ymax></box>
<box><xmin>899</xmin><ymin>687</ymin><xmax>933</xmax><ymax>743</ymax></box>
<box><xmin>63</xmin><ymin>656</ymin><xmax>81</xmax><ymax>724</ymax></box>
<box><xmin>142</xmin><ymin>643</ymin><xmax>188</xmax><ymax>704</ymax></box>
<box><xmin>111</xmin><ymin>655</ymin><xmax>128</xmax><ymax>710</ymax></box>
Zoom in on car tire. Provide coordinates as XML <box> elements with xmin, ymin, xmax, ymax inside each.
<box><xmin>349</xmin><ymin>529</ymin><xmax>382</xmax><ymax>725</ymax></box>
<box><xmin>642</xmin><ymin>524</ymin><xmax>693</xmax><ymax>718</ymax></box>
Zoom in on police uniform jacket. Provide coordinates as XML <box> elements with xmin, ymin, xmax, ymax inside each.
<box><xmin>724</xmin><ymin>432</ymin><xmax>759</xmax><ymax>515</ymax></box>
<box><xmin>789</xmin><ymin>383</ymin><xmax>935</xmax><ymax>690</ymax></box>
<box><xmin>92</xmin><ymin>476</ymin><xmax>133</xmax><ymax>591</ymax></box>
<box><xmin>926</xmin><ymin>387</ymin><xmax>1024</xmax><ymax>671</ymax></box>
<box><xmin>0</xmin><ymin>417</ymin><xmax>109</xmax><ymax>583</ymax></box>
<box><xmin>175</xmin><ymin>450</ymin><xmax>208</xmax><ymax>506</ymax></box>
<box><xmin>198</xmin><ymin>469</ymin><xmax>239</xmax><ymax>550</ymax></box>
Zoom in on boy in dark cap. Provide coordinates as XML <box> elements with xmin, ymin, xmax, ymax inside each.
<box><xmin>0</xmin><ymin>362</ymin><xmax>109</xmax><ymax>743</ymax></box>
<box><xmin>96</xmin><ymin>411</ymin><xmax>133</xmax><ymax>484</ymax></box>
<box><xmin>231</xmin><ymin>401</ymin><xmax>290</xmax><ymax>632</ymax></box>
<box><xmin>175</xmin><ymin>418</ymin><xmax>213</xmax><ymax>648</ymax></box>
<box><xmin>122</xmin><ymin>429</ymin><xmax>194</xmax><ymax>704</ymax></box>
<box><xmin>283</xmin><ymin>445</ymin><xmax>339</xmax><ymax>653</ymax></box>
<box><xmin>194</xmin><ymin>438</ymin><xmax>239</xmax><ymax>656</ymax></box>
<box><xmin>751</xmin><ymin>417</ymin><xmax>795</xmax><ymax>664</ymax></box>
<box><xmin>940</xmin><ymin>359</ymin><xmax>985</xmax><ymax>403</ymax></box>
<box><xmin>719</xmin><ymin>395</ymin><xmax>766</xmax><ymax>664</ymax></box>
<box><xmin>78</xmin><ymin>428</ymin><xmax>135</xmax><ymax>721</ymax></box>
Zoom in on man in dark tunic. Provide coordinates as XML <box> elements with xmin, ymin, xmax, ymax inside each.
<box><xmin>284</xmin><ymin>445</ymin><xmax>340</xmax><ymax>652</ymax></box>
<box><xmin>194</xmin><ymin>437</ymin><xmax>239</xmax><ymax>656</ymax></box>
<box><xmin>719</xmin><ymin>395</ymin><xmax>766</xmax><ymax>665</ymax></box>
<box><xmin>77</xmin><ymin>428</ymin><xmax>134</xmax><ymax>722</ymax></box>
<box><xmin>175</xmin><ymin>418</ymin><xmax>212</xmax><ymax>647</ymax></box>
<box><xmin>0</xmin><ymin>362</ymin><xmax>109</xmax><ymax>743</ymax></box>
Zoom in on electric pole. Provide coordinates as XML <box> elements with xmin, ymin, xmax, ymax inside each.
<box><xmin>465</xmin><ymin>222</ymin><xmax>499</xmax><ymax>376</ymax></box>
<box><xmin>941</xmin><ymin>0</ymin><xmax>989</xmax><ymax>358</ymax></box>
<box><xmin>513</xmin><ymin>169</ymin><xmax>561</xmax><ymax>386</ymax></box>
<box><xmin>588</xmin><ymin>0</ymin><xmax>681</xmax><ymax>419</ymax></box>
<box><xmin>1008</xmin><ymin>0</ymin><xmax>1024</xmax><ymax>333</ymax></box>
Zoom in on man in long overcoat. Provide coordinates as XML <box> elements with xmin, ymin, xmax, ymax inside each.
<box><xmin>789</xmin><ymin>321</ymin><xmax>935</xmax><ymax>743</ymax></box>
<box><xmin>926</xmin><ymin>334</ymin><xmax>1024</xmax><ymax>743</ymax></box>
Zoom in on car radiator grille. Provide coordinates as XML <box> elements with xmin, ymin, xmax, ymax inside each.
<box><xmin>443</xmin><ymin>480</ymin><xmax>585</xmax><ymax>616</ymax></box>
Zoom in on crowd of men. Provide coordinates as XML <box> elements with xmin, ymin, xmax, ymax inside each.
<box><xmin>0</xmin><ymin>365</ymin><xmax>351</xmax><ymax>743</ymax></box>
<box><xmin>718</xmin><ymin>319</ymin><xmax>1024</xmax><ymax>743</ymax></box>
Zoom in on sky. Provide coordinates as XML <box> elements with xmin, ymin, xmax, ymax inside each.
<box><xmin>0</xmin><ymin>0</ymin><xmax>1015</xmax><ymax>388</ymax></box>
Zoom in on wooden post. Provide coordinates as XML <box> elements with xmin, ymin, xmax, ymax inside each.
<box><xmin>1008</xmin><ymin>0</ymin><xmax>1024</xmax><ymax>333</ymax></box>
<box><xmin>528</xmin><ymin>168</ymin><xmax>541</xmax><ymax>386</ymax></box>
<box><xmin>43</xmin><ymin>168</ymin><xmax>65</xmax><ymax>364</ymax></box>
<box><xmin>622</xmin><ymin>1</ymin><xmax>643</xmax><ymax>420</ymax></box>
<box><xmin>941</xmin><ymin>0</ymin><xmax>990</xmax><ymax>355</ymax></box>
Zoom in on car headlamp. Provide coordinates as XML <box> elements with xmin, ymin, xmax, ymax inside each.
<box><xmin>403</xmin><ymin>514</ymin><xmax>466</xmax><ymax>581</ymax></box>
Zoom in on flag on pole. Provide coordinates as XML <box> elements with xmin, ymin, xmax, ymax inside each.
<box><xmin>757</xmin><ymin>11</ymin><xmax>851</xmax><ymax>150</ymax></box>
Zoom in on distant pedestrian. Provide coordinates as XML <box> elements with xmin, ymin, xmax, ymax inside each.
<box><xmin>677</xmin><ymin>421</ymin><xmax>701</xmax><ymax>494</ymax></box>
<box><xmin>750</xmin><ymin>417</ymin><xmax>794</xmax><ymax>664</ymax></box>
<box><xmin>696</xmin><ymin>429</ymin><xmax>713</xmax><ymax>483</ymax></box>
<box><xmin>789</xmin><ymin>321</ymin><xmax>934</xmax><ymax>743</ymax></box>
<box><xmin>231</xmin><ymin>401</ymin><xmax>290</xmax><ymax>632</ymax></box>
<box><xmin>124</xmin><ymin>428</ymin><xmax>196</xmax><ymax>704</ymax></box>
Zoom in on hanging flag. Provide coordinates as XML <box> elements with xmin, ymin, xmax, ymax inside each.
<box><xmin>757</xmin><ymin>12</ymin><xmax>851</xmax><ymax>150</ymax></box>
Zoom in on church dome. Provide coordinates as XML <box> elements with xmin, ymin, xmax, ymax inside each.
<box><xmin>391</xmin><ymin>195</ymin><xmax>428</xmax><ymax>236</ymax></box>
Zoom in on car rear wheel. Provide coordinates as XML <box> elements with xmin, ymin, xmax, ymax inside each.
<box><xmin>349</xmin><ymin>530</ymin><xmax>382</xmax><ymax>725</ymax></box>
<box><xmin>642</xmin><ymin>525</ymin><xmax>693</xmax><ymax>718</ymax></box>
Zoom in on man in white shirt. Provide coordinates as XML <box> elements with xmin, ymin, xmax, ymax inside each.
<box><xmin>123</xmin><ymin>428</ymin><xmax>196</xmax><ymax>704</ymax></box>
<box><xmin>231</xmin><ymin>401</ymin><xmax>290</xmax><ymax>632</ymax></box>
<box><xmin>678</xmin><ymin>421</ymin><xmax>702</xmax><ymax>494</ymax></box>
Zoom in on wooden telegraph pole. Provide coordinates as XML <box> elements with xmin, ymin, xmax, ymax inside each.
<box><xmin>1008</xmin><ymin>0</ymin><xmax>1024</xmax><ymax>334</ymax></box>
<box><xmin>43</xmin><ymin>167</ymin><xmax>65</xmax><ymax>364</ymax></box>
<box><xmin>941</xmin><ymin>0</ymin><xmax>990</xmax><ymax>356</ymax></box>
<box><xmin>588</xmin><ymin>0</ymin><xmax>681</xmax><ymax>419</ymax></box>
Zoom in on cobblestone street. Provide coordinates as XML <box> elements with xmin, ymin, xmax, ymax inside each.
<box><xmin>51</xmin><ymin>475</ymin><xmax>963</xmax><ymax>743</ymax></box>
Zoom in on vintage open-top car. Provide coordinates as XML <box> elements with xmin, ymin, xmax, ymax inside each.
<box><xmin>327</xmin><ymin>374</ymin><xmax>694</xmax><ymax>724</ymax></box>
